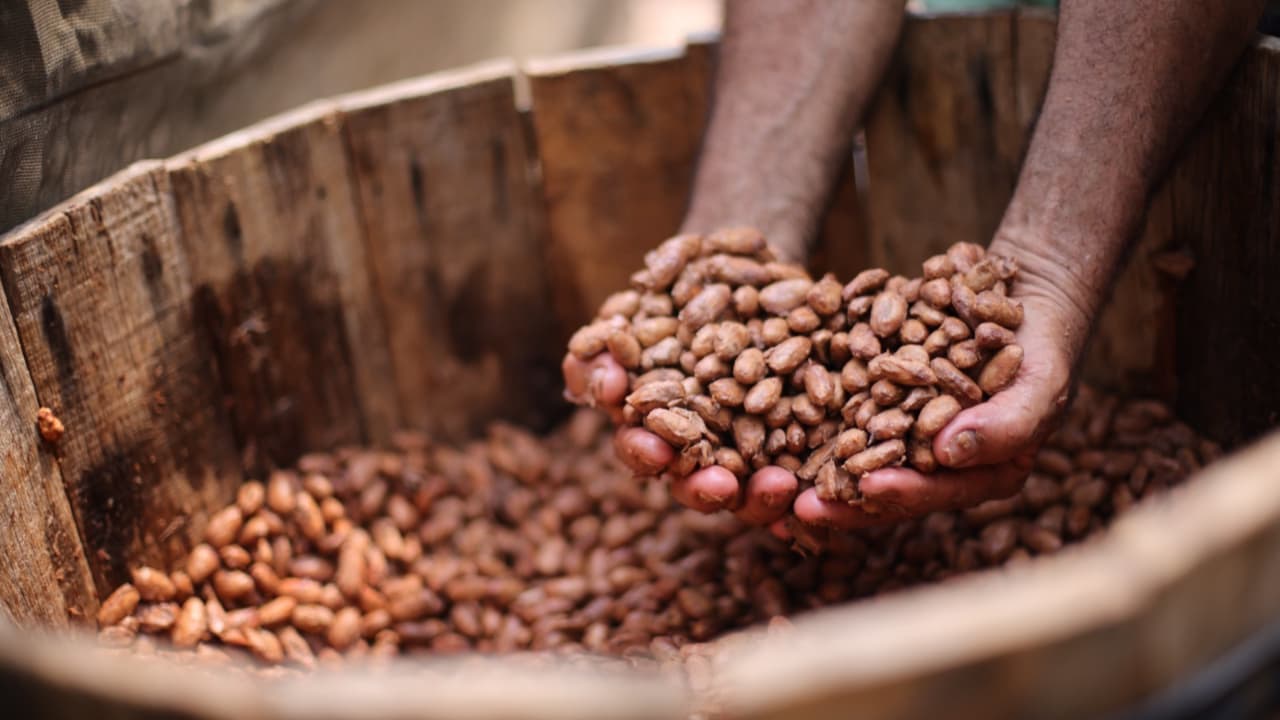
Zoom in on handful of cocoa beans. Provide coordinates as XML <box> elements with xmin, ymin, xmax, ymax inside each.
<box><xmin>566</xmin><ymin>229</ymin><xmax>1025</xmax><ymax>506</ymax></box>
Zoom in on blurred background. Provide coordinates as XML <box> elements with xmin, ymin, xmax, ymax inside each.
<box><xmin>0</xmin><ymin>0</ymin><xmax>721</xmax><ymax>233</ymax></box>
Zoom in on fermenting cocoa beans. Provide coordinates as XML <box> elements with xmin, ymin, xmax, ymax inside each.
<box><xmin>568</xmin><ymin>230</ymin><xmax>1028</xmax><ymax>506</ymax></box>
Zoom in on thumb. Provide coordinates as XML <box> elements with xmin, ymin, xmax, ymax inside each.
<box><xmin>934</xmin><ymin>303</ymin><xmax>1074</xmax><ymax>469</ymax></box>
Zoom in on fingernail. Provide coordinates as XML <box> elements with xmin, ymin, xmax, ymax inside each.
<box><xmin>943</xmin><ymin>430</ymin><xmax>979</xmax><ymax>465</ymax></box>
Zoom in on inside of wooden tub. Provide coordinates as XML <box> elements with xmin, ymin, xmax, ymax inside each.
<box><xmin>3</xmin><ymin>11</ymin><xmax>1280</xmax><ymax>720</ymax></box>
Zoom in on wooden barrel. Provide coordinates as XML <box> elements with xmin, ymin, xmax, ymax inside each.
<box><xmin>2</xmin><ymin>10</ymin><xmax>1280</xmax><ymax>719</ymax></box>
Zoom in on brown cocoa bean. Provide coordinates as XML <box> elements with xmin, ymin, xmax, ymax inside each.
<box><xmin>732</xmin><ymin>285</ymin><xmax>760</xmax><ymax>317</ymax></box>
<box><xmin>973</xmin><ymin>291</ymin><xmax>1024</xmax><ymax>329</ymax></box>
<box><xmin>848</xmin><ymin>323</ymin><xmax>881</xmax><ymax>360</ymax></box>
<box><xmin>705</xmin><ymin>226</ymin><xmax>766</xmax><ymax>254</ymax></box>
<box><xmin>732</xmin><ymin>415</ymin><xmax>766</xmax><ymax>459</ymax></box>
<box><xmin>633</xmin><ymin>317</ymin><xmax>679</xmax><ymax>347</ymax></box>
<box><xmin>916</xmin><ymin>395</ymin><xmax>962</xmax><ymax>438</ymax></box>
<box><xmin>842</xmin><ymin>268</ymin><xmax>890</xmax><ymax>300</ymax></box>
<box><xmin>832</xmin><ymin>428</ymin><xmax>870</xmax><ymax>460</ymax></box>
<box><xmin>764</xmin><ymin>336</ymin><xmax>811</xmax><ymax>374</ymax></box>
<box><xmin>706</xmin><ymin>255</ymin><xmax>770</xmax><ymax>286</ymax></box>
<box><xmin>761</xmin><ymin>317</ymin><xmax>790</xmax><ymax>345</ymax></box>
<box><xmin>947</xmin><ymin>340</ymin><xmax>982</xmax><ymax>370</ymax></box>
<box><xmin>759</xmin><ymin>278</ymin><xmax>814</xmax><ymax>314</ymax></box>
<box><xmin>97</xmin><ymin>584</ymin><xmax>141</xmax><ymax>626</ymax></box>
<box><xmin>867</xmin><ymin>408</ymin><xmax>913</xmax><ymax>441</ymax></box>
<box><xmin>978</xmin><ymin>344</ymin><xmax>1023</xmax><ymax>393</ymax></box>
<box><xmin>868</xmin><ymin>354</ymin><xmax>936</xmax><ymax>387</ymax></box>
<box><xmin>869</xmin><ymin>292</ymin><xmax>908</xmax><ymax>338</ymax></box>
<box><xmin>626</xmin><ymin>381</ymin><xmax>685</xmax><ymax>413</ymax></box>
<box><xmin>870</xmin><ymin>379</ymin><xmax>906</xmax><ymax>407</ymax></box>
<box><xmin>786</xmin><ymin>306</ymin><xmax>821</xmax><ymax>333</ymax></box>
<box><xmin>743</xmin><ymin>377</ymin><xmax>784</xmax><ymax>414</ymax></box>
<box><xmin>807</xmin><ymin>275</ymin><xmax>844</xmax><ymax>315</ymax></box>
<box><xmin>908</xmin><ymin>438</ymin><xmax>938</xmax><ymax>473</ymax></box>
<box><xmin>975</xmin><ymin>322</ymin><xmax>1017</xmax><ymax>349</ymax></box>
<box><xmin>132</xmin><ymin>567</ymin><xmax>177</xmax><ymax>602</ymax></box>
<box><xmin>680</xmin><ymin>284</ymin><xmax>732</xmax><ymax>330</ymax></box>
<box><xmin>922</xmin><ymin>253</ymin><xmax>956</xmax><ymax>279</ymax></box>
<box><xmin>843</xmin><ymin>440</ymin><xmax>906</xmax><ymax>476</ymax></box>
<box><xmin>900</xmin><ymin>386</ymin><xmax>938</xmax><ymax>413</ymax></box>
<box><xmin>899</xmin><ymin>318</ymin><xmax>928</xmax><ymax>345</ymax></box>
<box><xmin>931</xmin><ymin>357</ymin><xmax>983</xmax><ymax>406</ymax></box>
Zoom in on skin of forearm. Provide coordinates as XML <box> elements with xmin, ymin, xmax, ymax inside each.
<box><xmin>682</xmin><ymin>0</ymin><xmax>906</xmax><ymax>260</ymax></box>
<box><xmin>993</xmin><ymin>0</ymin><xmax>1265</xmax><ymax>362</ymax></box>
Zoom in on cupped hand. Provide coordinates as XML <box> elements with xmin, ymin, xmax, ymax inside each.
<box><xmin>790</xmin><ymin>248</ymin><xmax>1086</xmax><ymax>531</ymax></box>
<box><xmin>562</xmin><ymin>350</ymin><xmax>799</xmax><ymax>524</ymax></box>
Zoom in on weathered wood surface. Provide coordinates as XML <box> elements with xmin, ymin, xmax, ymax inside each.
<box><xmin>527</xmin><ymin>45</ymin><xmax>712</xmax><ymax>332</ymax></box>
<box><xmin>722</xmin><ymin>430</ymin><xmax>1280</xmax><ymax>720</ymax></box>
<box><xmin>527</xmin><ymin>37</ymin><xmax>866</xmax><ymax>334</ymax></box>
<box><xmin>864</xmin><ymin>11</ymin><xmax>1021</xmax><ymax>274</ymax></box>
<box><xmin>1167</xmin><ymin>36</ymin><xmax>1280</xmax><ymax>447</ymax></box>
<box><xmin>0</xmin><ymin>162</ymin><xmax>241</xmax><ymax>592</ymax></box>
<box><xmin>167</xmin><ymin>103</ymin><xmax>399</xmax><ymax>470</ymax></box>
<box><xmin>860</xmin><ymin>10</ymin><xmax>1208</xmax><ymax>402</ymax></box>
<box><xmin>0</xmin><ymin>283</ymin><xmax>97</xmax><ymax>627</ymax></box>
<box><xmin>339</xmin><ymin>62</ymin><xmax>561</xmax><ymax>440</ymax></box>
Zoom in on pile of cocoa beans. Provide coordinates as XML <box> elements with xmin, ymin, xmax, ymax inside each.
<box><xmin>566</xmin><ymin>229</ymin><xmax>1026</xmax><ymax>505</ymax></box>
<box><xmin>96</xmin><ymin>386</ymin><xmax>1218</xmax><ymax>682</ymax></box>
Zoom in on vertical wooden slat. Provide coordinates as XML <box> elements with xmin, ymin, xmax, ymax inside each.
<box><xmin>863</xmin><ymin>10</ymin><xmax>1183</xmax><ymax>395</ymax></box>
<box><xmin>0</xmin><ymin>282</ymin><xmax>97</xmax><ymax>626</ymax></box>
<box><xmin>167</xmin><ymin>103</ymin><xmax>399</xmax><ymax>470</ymax></box>
<box><xmin>528</xmin><ymin>35</ymin><xmax>867</xmax><ymax>331</ymax></box>
<box><xmin>527</xmin><ymin>45</ymin><xmax>711</xmax><ymax>331</ymax></box>
<box><xmin>0</xmin><ymin>162</ymin><xmax>241</xmax><ymax>592</ymax></box>
<box><xmin>1169</xmin><ymin>38</ymin><xmax>1280</xmax><ymax>446</ymax></box>
<box><xmin>339</xmin><ymin>62</ymin><xmax>560</xmax><ymax>440</ymax></box>
<box><xmin>864</xmin><ymin>11</ymin><xmax>1021</xmax><ymax>275</ymax></box>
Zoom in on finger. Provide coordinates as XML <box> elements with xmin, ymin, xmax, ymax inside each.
<box><xmin>934</xmin><ymin>348</ymin><xmax>1069</xmax><ymax>469</ymax></box>
<box><xmin>587</xmin><ymin>354</ymin><xmax>628</xmax><ymax>406</ymax></box>
<box><xmin>613</xmin><ymin>427</ymin><xmax>674</xmax><ymax>475</ymax></box>
<box><xmin>733</xmin><ymin>466</ymin><xmax>798</xmax><ymax>525</ymax></box>
<box><xmin>792</xmin><ymin>488</ymin><xmax>897</xmax><ymax>530</ymax></box>
<box><xmin>859</xmin><ymin>457</ymin><xmax>1031</xmax><ymax>516</ymax></box>
<box><xmin>670</xmin><ymin>466</ymin><xmax>739</xmax><ymax>513</ymax></box>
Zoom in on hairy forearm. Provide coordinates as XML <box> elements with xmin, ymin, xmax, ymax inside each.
<box><xmin>993</xmin><ymin>0</ymin><xmax>1264</xmax><ymax>359</ymax></box>
<box><xmin>682</xmin><ymin>0</ymin><xmax>905</xmax><ymax>260</ymax></box>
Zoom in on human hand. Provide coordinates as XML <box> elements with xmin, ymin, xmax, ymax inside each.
<box><xmin>790</xmin><ymin>240</ymin><xmax>1088</xmax><ymax>531</ymax></box>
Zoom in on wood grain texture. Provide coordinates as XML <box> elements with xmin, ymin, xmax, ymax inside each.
<box><xmin>527</xmin><ymin>45</ymin><xmax>711</xmax><ymax>331</ymax></box>
<box><xmin>0</xmin><ymin>162</ymin><xmax>241</xmax><ymax>593</ymax></box>
<box><xmin>1168</xmin><ymin>37</ymin><xmax>1280</xmax><ymax>446</ymax></box>
<box><xmin>863</xmin><ymin>10</ymin><xmax>1181</xmax><ymax>395</ymax></box>
<box><xmin>167</xmin><ymin>102</ymin><xmax>399</xmax><ymax>470</ymax></box>
<box><xmin>528</xmin><ymin>35</ymin><xmax>867</xmax><ymax>330</ymax></box>
<box><xmin>723</xmin><ymin>430</ymin><xmax>1280</xmax><ymax>720</ymax></box>
<box><xmin>339</xmin><ymin>62</ymin><xmax>560</xmax><ymax>440</ymax></box>
<box><xmin>0</xmin><ymin>282</ymin><xmax>97</xmax><ymax>627</ymax></box>
<box><xmin>864</xmin><ymin>11</ymin><xmax>1021</xmax><ymax>275</ymax></box>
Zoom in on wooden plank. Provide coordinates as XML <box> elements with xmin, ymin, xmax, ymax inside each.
<box><xmin>1168</xmin><ymin>37</ymin><xmax>1280</xmax><ymax>447</ymax></box>
<box><xmin>864</xmin><ymin>10</ymin><xmax>1177</xmax><ymax>395</ymax></box>
<box><xmin>722</xmin><ymin>430</ymin><xmax>1280</xmax><ymax>720</ymax></box>
<box><xmin>338</xmin><ymin>62</ymin><xmax>560</xmax><ymax>440</ymax></box>
<box><xmin>864</xmin><ymin>11</ymin><xmax>1021</xmax><ymax>275</ymax></box>
<box><xmin>527</xmin><ymin>45</ymin><xmax>710</xmax><ymax>331</ymax></box>
<box><xmin>167</xmin><ymin>102</ymin><xmax>399</xmax><ymax>469</ymax></box>
<box><xmin>0</xmin><ymin>282</ymin><xmax>97</xmax><ymax>627</ymax></box>
<box><xmin>0</xmin><ymin>162</ymin><xmax>241</xmax><ymax>593</ymax></box>
<box><xmin>809</xmin><ymin>157</ymin><xmax>869</xmax><ymax>281</ymax></box>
